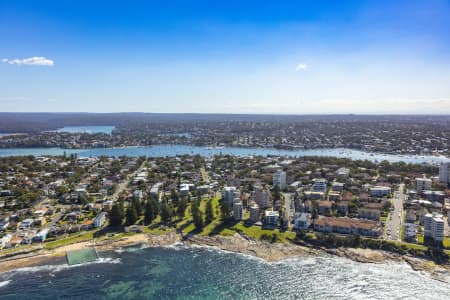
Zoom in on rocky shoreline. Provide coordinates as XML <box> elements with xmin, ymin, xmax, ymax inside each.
<box><xmin>1</xmin><ymin>232</ymin><xmax>449</xmax><ymax>283</ymax></box>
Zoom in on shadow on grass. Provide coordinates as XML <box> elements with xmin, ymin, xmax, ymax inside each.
<box><xmin>209</xmin><ymin>219</ymin><xmax>239</xmax><ymax>235</ymax></box>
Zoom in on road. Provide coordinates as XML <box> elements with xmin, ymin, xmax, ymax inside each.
<box><xmin>385</xmin><ymin>184</ymin><xmax>405</xmax><ymax>241</ymax></box>
<box><xmin>200</xmin><ymin>167</ymin><xmax>210</xmax><ymax>183</ymax></box>
<box><xmin>282</xmin><ymin>193</ymin><xmax>294</xmax><ymax>228</ymax></box>
<box><xmin>110</xmin><ymin>161</ymin><xmax>146</xmax><ymax>202</ymax></box>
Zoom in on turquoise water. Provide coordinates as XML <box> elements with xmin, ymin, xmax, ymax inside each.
<box><xmin>0</xmin><ymin>145</ymin><xmax>448</xmax><ymax>165</ymax></box>
<box><xmin>52</xmin><ymin>126</ymin><xmax>115</xmax><ymax>134</ymax></box>
<box><xmin>0</xmin><ymin>245</ymin><xmax>449</xmax><ymax>299</ymax></box>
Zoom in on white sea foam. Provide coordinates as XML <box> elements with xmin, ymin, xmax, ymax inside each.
<box><xmin>0</xmin><ymin>280</ymin><xmax>11</xmax><ymax>288</ymax></box>
<box><xmin>5</xmin><ymin>257</ymin><xmax>121</xmax><ymax>275</ymax></box>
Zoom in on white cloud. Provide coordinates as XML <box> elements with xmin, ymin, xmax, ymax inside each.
<box><xmin>2</xmin><ymin>56</ymin><xmax>54</xmax><ymax>66</ymax></box>
<box><xmin>295</xmin><ymin>63</ymin><xmax>307</xmax><ymax>71</ymax></box>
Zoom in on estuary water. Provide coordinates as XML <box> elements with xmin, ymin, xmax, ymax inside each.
<box><xmin>0</xmin><ymin>145</ymin><xmax>448</xmax><ymax>165</ymax></box>
<box><xmin>51</xmin><ymin>126</ymin><xmax>115</xmax><ymax>134</ymax></box>
<box><xmin>0</xmin><ymin>245</ymin><xmax>449</xmax><ymax>299</ymax></box>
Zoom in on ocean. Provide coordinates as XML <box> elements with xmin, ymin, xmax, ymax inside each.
<box><xmin>0</xmin><ymin>244</ymin><xmax>449</xmax><ymax>299</ymax></box>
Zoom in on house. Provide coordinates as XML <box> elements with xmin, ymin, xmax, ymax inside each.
<box><xmin>404</xmin><ymin>223</ymin><xmax>417</xmax><ymax>242</ymax></box>
<box><xmin>34</xmin><ymin>216</ymin><xmax>47</xmax><ymax>226</ymax></box>
<box><xmin>336</xmin><ymin>168</ymin><xmax>350</xmax><ymax>178</ymax></box>
<box><xmin>331</xmin><ymin>182</ymin><xmax>344</xmax><ymax>192</ymax></box>
<box><xmin>0</xmin><ymin>234</ymin><xmax>12</xmax><ymax>249</ymax></box>
<box><xmin>293</xmin><ymin>213</ymin><xmax>312</xmax><ymax>230</ymax></box>
<box><xmin>9</xmin><ymin>236</ymin><xmax>23</xmax><ymax>247</ymax></box>
<box><xmin>304</xmin><ymin>191</ymin><xmax>325</xmax><ymax>200</ymax></box>
<box><xmin>32</xmin><ymin>228</ymin><xmax>49</xmax><ymax>243</ymax></box>
<box><xmin>82</xmin><ymin>220</ymin><xmax>94</xmax><ymax>230</ymax></box>
<box><xmin>103</xmin><ymin>200</ymin><xmax>113</xmax><ymax>211</ymax></box>
<box><xmin>328</xmin><ymin>191</ymin><xmax>341</xmax><ymax>201</ymax></box>
<box><xmin>289</xmin><ymin>181</ymin><xmax>302</xmax><ymax>192</ymax></box>
<box><xmin>150</xmin><ymin>182</ymin><xmax>164</xmax><ymax>196</ymax></box>
<box><xmin>19</xmin><ymin>218</ymin><xmax>34</xmax><ymax>230</ymax></box>
<box><xmin>0</xmin><ymin>217</ymin><xmax>10</xmax><ymax>231</ymax></box>
<box><xmin>0</xmin><ymin>190</ymin><xmax>12</xmax><ymax>197</ymax></box>
<box><xmin>133</xmin><ymin>189</ymin><xmax>143</xmax><ymax>200</ymax></box>
<box><xmin>93</xmin><ymin>212</ymin><xmax>106</xmax><ymax>228</ymax></box>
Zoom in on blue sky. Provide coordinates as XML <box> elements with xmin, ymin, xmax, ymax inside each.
<box><xmin>1</xmin><ymin>0</ymin><xmax>450</xmax><ymax>113</ymax></box>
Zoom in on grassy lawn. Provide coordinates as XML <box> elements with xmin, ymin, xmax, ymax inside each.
<box><xmin>44</xmin><ymin>230</ymin><xmax>98</xmax><ymax>250</ymax></box>
<box><xmin>0</xmin><ymin>245</ymin><xmax>37</xmax><ymax>256</ymax></box>
<box><xmin>443</xmin><ymin>237</ymin><xmax>450</xmax><ymax>248</ymax></box>
<box><xmin>417</xmin><ymin>233</ymin><xmax>424</xmax><ymax>244</ymax></box>
<box><xmin>400</xmin><ymin>225</ymin><xmax>405</xmax><ymax>241</ymax></box>
<box><xmin>228</xmin><ymin>222</ymin><xmax>296</xmax><ymax>243</ymax></box>
<box><xmin>143</xmin><ymin>195</ymin><xmax>298</xmax><ymax>243</ymax></box>
<box><xmin>388</xmin><ymin>240</ymin><xmax>428</xmax><ymax>251</ymax></box>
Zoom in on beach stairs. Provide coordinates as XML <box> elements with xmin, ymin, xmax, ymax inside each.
<box><xmin>66</xmin><ymin>247</ymin><xmax>99</xmax><ymax>266</ymax></box>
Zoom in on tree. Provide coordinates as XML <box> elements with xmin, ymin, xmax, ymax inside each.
<box><xmin>220</xmin><ymin>199</ymin><xmax>232</xmax><ymax>221</ymax></box>
<box><xmin>205</xmin><ymin>199</ymin><xmax>214</xmax><ymax>224</ymax></box>
<box><xmin>171</xmin><ymin>189</ymin><xmax>179</xmax><ymax>202</ymax></box>
<box><xmin>177</xmin><ymin>198</ymin><xmax>187</xmax><ymax>219</ymax></box>
<box><xmin>273</xmin><ymin>185</ymin><xmax>281</xmax><ymax>202</ymax></box>
<box><xmin>144</xmin><ymin>198</ymin><xmax>158</xmax><ymax>225</ymax></box>
<box><xmin>311</xmin><ymin>201</ymin><xmax>319</xmax><ymax>220</ymax></box>
<box><xmin>131</xmin><ymin>198</ymin><xmax>142</xmax><ymax>216</ymax></box>
<box><xmin>125</xmin><ymin>206</ymin><xmax>138</xmax><ymax>225</ymax></box>
<box><xmin>191</xmin><ymin>199</ymin><xmax>204</xmax><ymax>229</ymax></box>
<box><xmin>109</xmin><ymin>202</ymin><xmax>124</xmax><ymax>226</ymax></box>
<box><xmin>160</xmin><ymin>200</ymin><xmax>173</xmax><ymax>224</ymax></box>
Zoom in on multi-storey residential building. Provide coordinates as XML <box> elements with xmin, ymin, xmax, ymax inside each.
<box><xmin>252</xmin><ymin>185</ymin><xmax>271</xmax><ymax>208</ymax></box>
<box><xmin>293</xmin><ymin>212</ymin><xmax>311</xmax><ymax>230</ymax></box>
<box><xmin>424</xmin><ymin>213</ymin><xmax>445</xmax><ymax>242</ymax></box>
<box><xmin>313</xmin><ymin>216</ymin><xmax>381</xmax><ymax>237</ymax></box>
<box><xmin>416</xmin><ymin>177</ymin><xmax>432</xmax><ymax>193</ymax></box>
<box><xmin>312</xmin><ymin>178</ymin><xmax>327</xmax><ymax>192</ymax></box>
<box><xmin>369</xmin><ymin>186</ymin><xmax>391</xmax><ymax>197</ymax></box>
<box><xmin>222</xmin><ymin>186</ymin><xmax>240</xmax><ymax>206</ymax></box>
<box><xmin>265</xmin><ymin>210</ymin><xmax>279</xmax><ymax>226</ymax></box>
<box><xmin>233</xmin><ymin>200</ymin><xmax>243</xmax><ymax>221</ymax></box>
<box><xmin>439</xmin><ymin>162</ymin><xmax>450</xmax><ymax>184</ymax></box>
<box><xmin>249</xmin><ymin>203</ymin><xmax>260</xmax><ymax>223</ymax></box>
<box><xmin>273</xmin><ymin>170</ymin><xmax>286</xmax><ymax>189</ymax></box>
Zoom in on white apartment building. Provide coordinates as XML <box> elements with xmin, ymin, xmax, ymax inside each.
<box><xmin>369</xmin><ymin>186</ymin><xmax>391</xmax><ymax>197</ymax></box>
<box><xmin>273</xmin><ymin>170</ymin><xmax>286</xmax><ymax>189</ymax></box>
<box><xmin>424</xmin><ymin>213</ymin><xmax>445</xmax><ymax>242</ymax></box>
<box><xmin>416</xmin><ymin>177</ymin><xmax>432</xmax><ymax>193</ymax></box>
<box><xmin>439</xmin><ymin>162</ymin><xmax>450</xmax><ymax>184</ymax></box>
<box><xmin>222</xmin><ymin>186</ymin><xmax>240</xmax><ymax>206</ymax></box>
<box><xmin>252</xmin><ymin>185</ymin><xmax>271</xmax><ymax>208</ymax></box>
<box><xmin>265</xmin><ymin>210</ymin><xmax>279</xmax><ymax>226</ymax></box>
<box><xmin>249</xmin><ymin>203</ymin><xmax>260</xmax><ymax>223</ymax></box>
<box><xmin>233</xmin><ymin>200</ymin><xmax>243</xmax><ymax>221</ymax></box>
